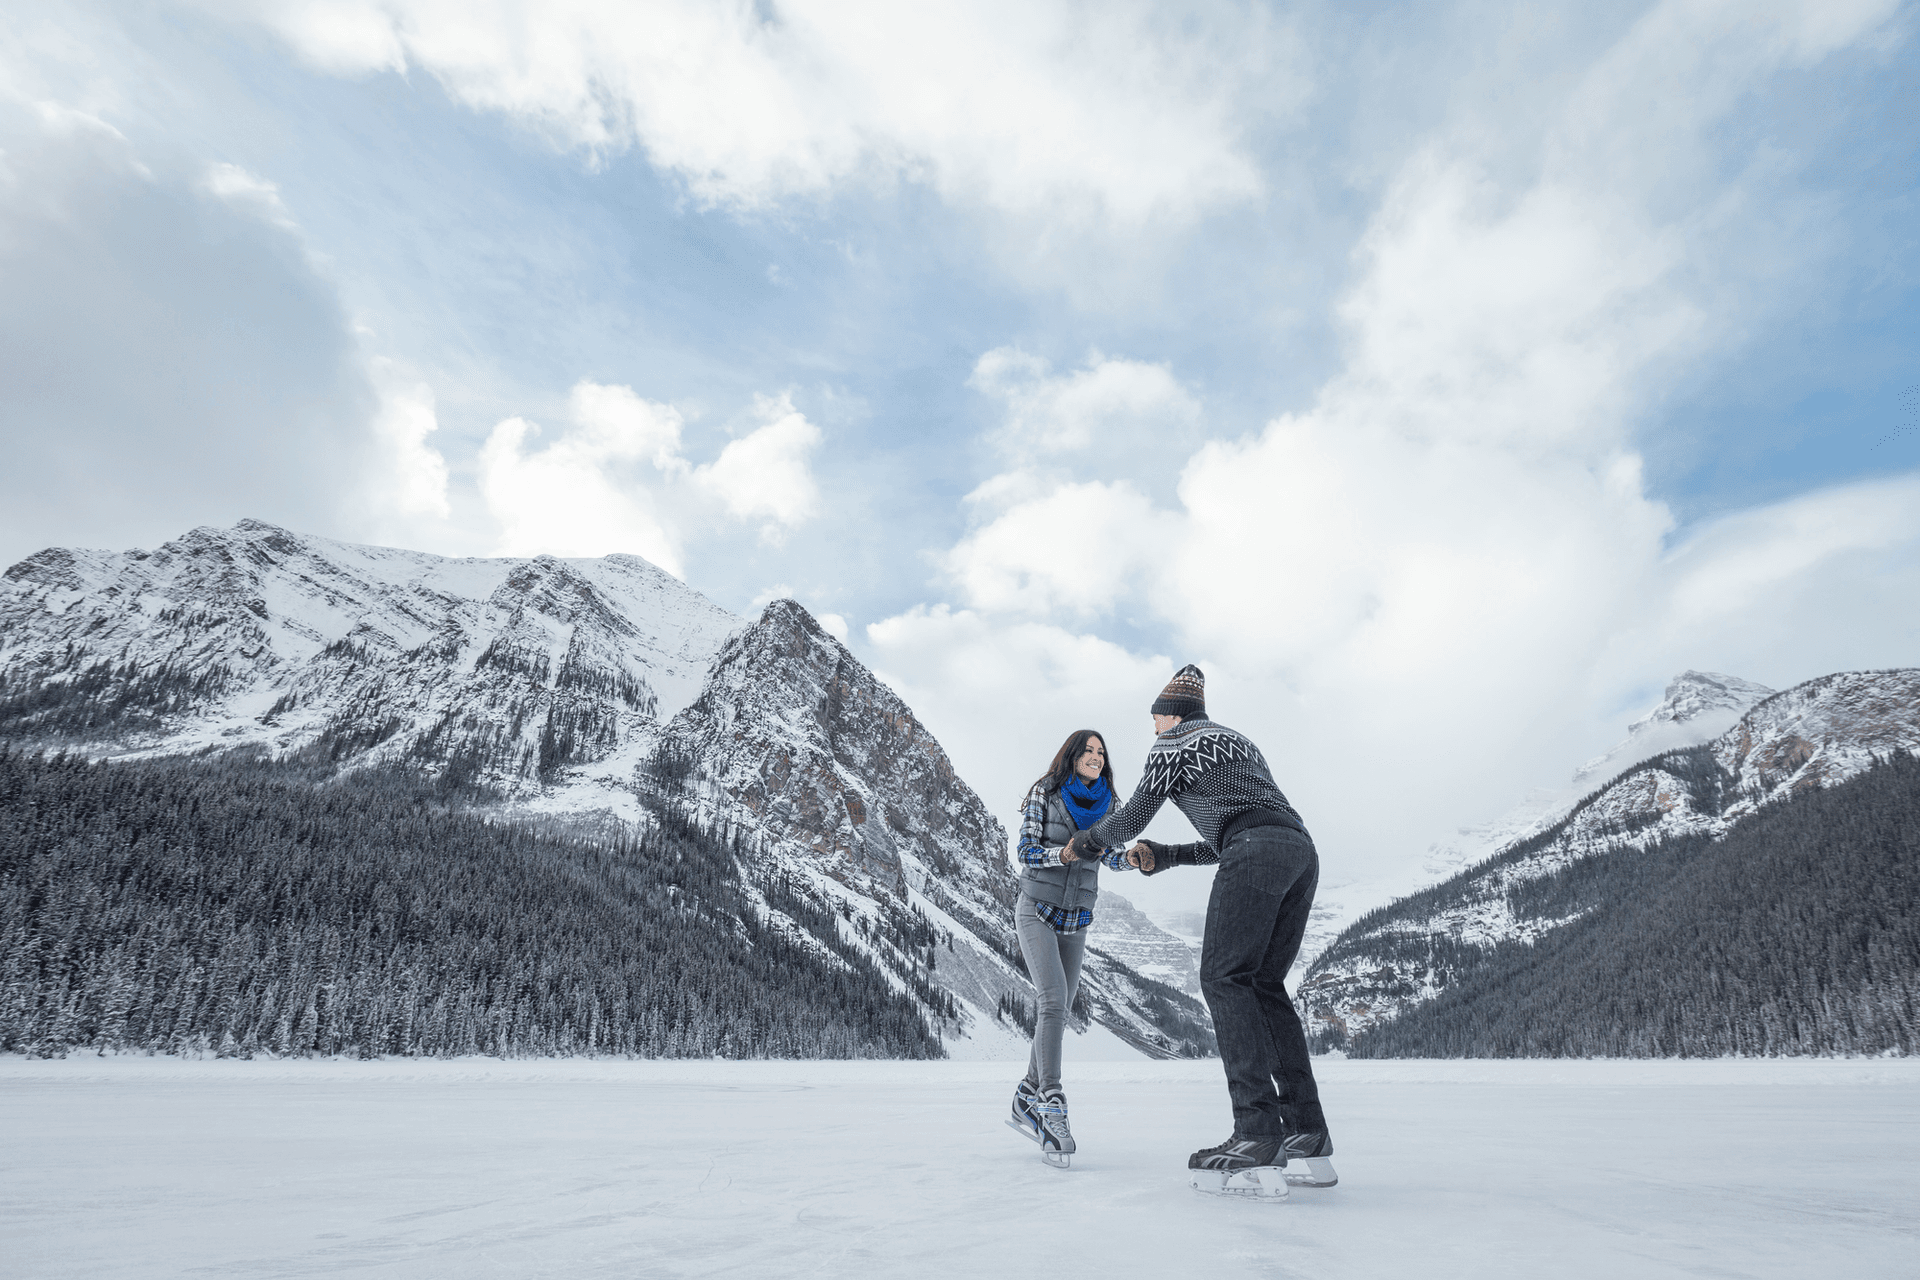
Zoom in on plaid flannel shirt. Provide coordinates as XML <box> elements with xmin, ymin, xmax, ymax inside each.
<box><xmin>1017</xmin><ymin>779</ymin><xmax>1128</xmax><ymax>934</ymax></box>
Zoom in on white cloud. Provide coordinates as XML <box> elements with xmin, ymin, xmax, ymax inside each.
<box><xmin>941</xmin><ymin>350</ymin><xmax>1201</xmax><ymax>618</ymax></box>
<box><xmin>692</xmin><ymin>393</ymin><xmax>821</xmax><ymax>537</ymax></box>
<box><xmin>748</xmin><ymin>584</ymin><xmax>794</xmax><ymax>612</ymax></box>
<box><xmin>866</xmin><ymin>603</ymin><xmax>1172</xmax><ymax>828</ymax></box>
<box><xmin>0</xmin><ymin>96</ymin><xmax>378</xmax><ymax>568</ymax></box>
<box><xmin>229</xmin><ymin>0</ymin><xmax>1284</xmax><ymax>228</ymax></box>
<box><xmin>945</xmin><ymin>478</ymin><xmax>1173</xmax><ymax>620</ymax></box>
<box><xmin>970</xmin><ymin>348</ymin><xmax>1200</xmax><ymax>458</ymax></box>
<box><xmin>1630</xmin><ymin>472</ymin><xmax>1920</xmax><ymax>682</ymax></box>
<box><xmin>478</xmin><ymin>383</ymin><xmax>690</xmax><ymax>568</ymax></box>
<box><xmin>869</xmin><ymin>0</ymin><xmax>1920</xmax><ymax>910</ymax></box>
<box><xmin>476</xmin><ymin>380</ymin><xmax>824</xmax><ymax>570</ymax></box>
<box><xmin>363</xmin><ymin>358</ymin><xmax>450</xmax><ymax>525</ymax></box>
<box><xmin>201</xmin><ymin>161</ymin><xmax>297</xmax><ymax>229</ymax></box>
<box><xmin>31</xmin><ymin>101</ymin><xmax>134</xmax><ymax>146</ymax></box>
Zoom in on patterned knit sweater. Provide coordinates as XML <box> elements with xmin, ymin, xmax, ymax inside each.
<box><xmin>1084</xmin><ymin>718</ymin><xmax>1305</xmax><ymax>863</ymax></box>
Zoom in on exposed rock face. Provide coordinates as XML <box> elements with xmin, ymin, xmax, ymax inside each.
<box><xmin>1301</xmin><ymin>668</ymin><xmax>1920</xmax><ymax>1043</ymax></box>
<box><xmin>648</xmin><ymin>600</ymin><xmax>1017</xmax><ymax>1015</ymax></box>
<box><xmin>649</xmin><ymin>600</ymin><xmax>1211</xmax><ymax>1055</ymax></box>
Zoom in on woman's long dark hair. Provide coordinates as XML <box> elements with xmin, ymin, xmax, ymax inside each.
<box><xmin>1034</xmin><ymin>729</ymin><xmax>1115</xmax><ymax>794</ymax></box>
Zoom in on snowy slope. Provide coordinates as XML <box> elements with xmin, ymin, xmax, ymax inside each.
<box><xmin>646</xmin><ymin>599</ymin><xmax>1211</xmax><ymax>1057</ymax></box>
<box><xmin>1295</xmin><ymin>670</ymin><xmax>1775</xmax><ymax>983</ymax></box>
<box><xmin>1300</xmin><ymin>667</ymin><xmax>1920</xmax><ymax>1041</ymax></box>
<box><xmin>1089</xmin><ymin>892</ymin><xmax>1202</xmax><ymax>998</ymax></box>
<box><xmin>0</xmin><ymin>520</ymin><xmax>739</xmax><ymax>803</ymax></box>
<box><xmin>1420</xmin><ymin>670</ymin><xmax>1775</xmax><ymax>882</ymax></box>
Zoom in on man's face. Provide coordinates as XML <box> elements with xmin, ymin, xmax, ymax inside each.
<box><xmin>1151</xmin><ymin>713</ymin><xmax>1181</xmax><ymax>735</ymax></box>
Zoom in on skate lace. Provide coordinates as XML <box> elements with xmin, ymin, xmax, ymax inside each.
<box><xmin>1040</xmin><ymin>1092</ymin><xmax>1071</xmax><ymax>1137</ymax></box>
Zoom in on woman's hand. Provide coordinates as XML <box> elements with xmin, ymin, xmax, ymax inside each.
<box><xmin>1126</xmin><ymin>843</ymin><xmax>1155</xmax><ymax>873</ymax></box>
<box><xmin>1057</xmin><ymin>842</ymin><xmax>1079</xmax><ymax>863</ymax></box>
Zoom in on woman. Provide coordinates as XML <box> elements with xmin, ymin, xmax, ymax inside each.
<box><xmin>1005</xmin><ymin>728</ymin><xmax>1134</xmax><ymax>1169</ymax></box>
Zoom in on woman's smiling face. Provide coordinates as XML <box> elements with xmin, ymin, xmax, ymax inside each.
<box><xmin>1075</xmin><ymin>736</ymin><xmax>1106</xmax><ymax>783</ymax></box>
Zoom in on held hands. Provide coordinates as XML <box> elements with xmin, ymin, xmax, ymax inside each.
<box><xmin>1059</xmin><ymin>831</ymin><xmax>1089</xmax><ymax>863</ymax></box>
<box><xmin>1125</xmin><ymin>843</ymin><xmax>1156</xmax><ymax>874</ymax></box>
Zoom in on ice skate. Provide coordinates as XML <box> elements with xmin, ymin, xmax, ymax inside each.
<box><xmin>1035</xmin><ymin>1087</ymin><xmax>1075</xmax><ymax>1168</ymax></box>
<box><xmin>1188</xmin><ymin>1136</ymin><xmax>1289</xmax><ymax>1201</ymax></box>
<box><xmin>1005</xmin><ymin>1078</ymin><xmax>1044</xmax><ymax>1144</ymax></box>
<box><xmin>1280</xmin><ymin>1131</ymin><xmax>1337</xmax><ymax>1188</ymax></box>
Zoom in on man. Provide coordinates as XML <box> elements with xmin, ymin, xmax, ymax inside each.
<box><xmin>1065</xmin><ymin>665</ymin><xmax>1335</xmax><ymax>1189</ymax></box>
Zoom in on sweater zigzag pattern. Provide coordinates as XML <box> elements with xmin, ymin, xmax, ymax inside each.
<box><xmin>1087</xmin><ymin>718</ymin><xmax>1303</xmax><ymax>861</ymax></box>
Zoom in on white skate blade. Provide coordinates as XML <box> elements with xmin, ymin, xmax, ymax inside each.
<box><xmin>1282</xmin><ymin>1157</ymin><xmax>1338</xmax><ymax>1188</ymax></box>
<box><xmin>1190</xmin><ymin>1166</ymin><xmax>1290</xmax><ymax>1201</ymax></box>
<box><xmin>1042</xmin><ymin>1150</ymin><xmax>1072</xmax><ymax>1170</ymax></box>
<box><xmin>1005</xmin><ymin>1117</ymin><xmax>1042</xmax><ymax>1146</ymax></box>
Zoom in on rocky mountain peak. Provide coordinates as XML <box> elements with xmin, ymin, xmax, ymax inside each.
<box><xmin>662</xmin><ymin>597</ymin><xmax>1008</xmax><ymax>904</ymax></box>
<box><xmin>0</xmin><ymin>520</ymin><xmax>739</xmax><ymax>781</ymax></box>
<box><xmin>650</xmin><ymin>596</ymin><xmax>1210</xmax><ymax>1056</ymax></box>
<box><xmin>1630</xmin><ymin>670</ymin><xmax>1777</xmax><ymax>733</ymax></box>
<box><xmin>1569</xmin><ymin>668</ymin><xmax>1774</xmax><ymax>792</ymax></box>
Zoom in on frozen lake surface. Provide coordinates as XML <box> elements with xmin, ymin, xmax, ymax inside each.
<box><xmin>4</xmin><ymin>1055</ymin><xmax>1916</xmax><ymax>1278</ymax></box>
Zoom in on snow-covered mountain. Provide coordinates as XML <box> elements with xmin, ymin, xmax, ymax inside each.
<box><xmin>0</xmin><ymin>519</ymin><xmax>737</xmax><ymax>804</ymax></box>
<box><xmin>1298</xmin><ymin>671</ymin><xmax>1777</xmax><ymax>977</ymax></box>
<box><xmin>1089</xmin><ymin>892</ymin><xmax>1203</xmax><ymax>998</ymax></box>
<box><xmin>642</xmin><ymin>598</ymin><xmax>1208</xmax><ymax>1056</ymax></box>
<box><xmin>1300</xmin><ymin>667</ymin><xmax>1920</xmax><ymax>1043</ymax></box>
<box><xmin>1419</xmin><ymin>670</ymin><xmax>1776</xmax><ymax>883</ymax></box>
<box><xmin>0</xmin><ymin>520</ymin><xmax>1207</xmax><ymax>1057</ymax></box>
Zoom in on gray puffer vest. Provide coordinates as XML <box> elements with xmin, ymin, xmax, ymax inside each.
<box><xmin>1019</xmin><ymin>789</ymin><xmax>1106</xmax><ymax>913</ymax></box>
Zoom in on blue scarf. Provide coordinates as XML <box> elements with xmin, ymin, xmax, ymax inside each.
<box><xmin>1061</xmin><ymin>774</ymin><xmax>1112</xmax><ymax>829</ymax></box>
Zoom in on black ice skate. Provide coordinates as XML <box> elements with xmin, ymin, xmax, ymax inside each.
<box><xmin>1280</xmin><ymin>1131</ymin><xmax>1338</xmax><ymax>1188</ymax></box>
<box><xmin>1034</xmin><ymin>1087</ymin><xmax>1075</xmax><ymax>1168</ymax></box>
<box><xmin>1188</xmin><ymin>1135</ymin><xmax>1289</xmax><ymax>1201</ymax></box>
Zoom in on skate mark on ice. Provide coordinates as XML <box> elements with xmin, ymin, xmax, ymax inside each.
<box><xmin>552</xmin><ymin>1178</ymin><xmax>624</xmax><ymax>1199</ymax></box>
<box><xmin>375</xmin><ymin>1196</ymin><xmax>508</xmax><ymax>1223</ymax></box>
<box><xmin>696</xmin><ymin>1157</ymin><xmax>732</xmax><ymax>1194</ymax></box>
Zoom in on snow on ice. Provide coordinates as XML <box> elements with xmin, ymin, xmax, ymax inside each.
<box><xmin>3</xmin><ymin>1055</ymin><xmax>1915</xmax><ymax>1278</ymax></box>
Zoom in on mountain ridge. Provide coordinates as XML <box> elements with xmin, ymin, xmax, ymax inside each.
<box><xmin>0</xmin><ymin>520</ymin><xmax>1209</xmax><ymax>1058</ymax></box>
<box><xmin>1299</xmin><ymin>665</ymin><xmax>1920</xmax><ymax>1045</ymax></box>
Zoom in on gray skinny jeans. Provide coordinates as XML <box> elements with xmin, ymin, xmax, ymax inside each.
<box><xmin>1014</xmin><ymin>894</ymin><xmax>1088</xmax><ymax>1094</ymax></box>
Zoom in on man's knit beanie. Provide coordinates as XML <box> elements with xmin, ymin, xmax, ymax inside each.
<box><xmin>1151</xmin><ymin>664</ymin><xmax>1207</xmax><ymax>719</ymax></box>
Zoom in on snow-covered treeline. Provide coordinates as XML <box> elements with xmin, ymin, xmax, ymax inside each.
<box><xmin>0</xmin><ymin>747</ymin><xmax>941</xmax><ymax>1060</ymax></box>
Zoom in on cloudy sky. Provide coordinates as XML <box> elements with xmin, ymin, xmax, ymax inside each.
<box><xmin>3</xmin><ymin>0</ymin><xmax>1917</xmax><ymax>914</ymax></box>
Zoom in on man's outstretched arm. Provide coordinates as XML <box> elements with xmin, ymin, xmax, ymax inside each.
<box><xmin>1125</xmin><ymin>839</ymin><xmax>1216</xmax><ymax>875</ymax></box>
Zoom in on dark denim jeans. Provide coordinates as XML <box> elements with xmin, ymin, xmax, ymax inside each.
<box><xmin>1200</xmin><ymin>824</ymin><xmax>1328</xmax><ymax>1140</ymax></box>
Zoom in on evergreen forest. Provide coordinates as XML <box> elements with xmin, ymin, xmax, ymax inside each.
<box><xmin>1342</xmin><ymin>751</ymin><xmax>1919</xmax><ymax>1057</ymax></box>
<box><xmin>0</xmin><ymin>747</ymin><xmax>942</xmax><ymax>1059</ymax></box>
